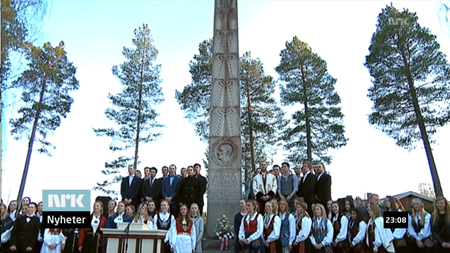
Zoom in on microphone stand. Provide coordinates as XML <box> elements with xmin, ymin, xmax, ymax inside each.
<box><xmin>71</xmin><ymin>229</ymin><xmax>79</xmax><ymax>253</ymax></box>
<box><xmin>123</xmin><ymin>220</ymin><xmax>133</xmax><ymax>253</ymax></box>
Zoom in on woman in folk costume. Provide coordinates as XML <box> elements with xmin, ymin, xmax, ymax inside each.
<box><xmin>278</xmin><ymin>199</ymin><xmax>296</xmax><ymax>253</ymax></box>
<box><xmin>7</xmin><ymin>200</ymin><xmax>18</xmax><ymax>221</ymax></box>
<box><xmin>147</xmin><ymin>200</ymin><xmax>157</xmax><ymax>219</ymax></box>
<box><xmin>365</xmin><ymin>204</ymin><xmax>395</xmax><ymax>253</ymax></box>
<box><xmin>292</xmin><ymin>199</ymin><xmax>311</xmax><ymax>253</ymax></box>
<box><xmin>105</xmin><ymin>201</ymin><xmax>133</xmax><ymax>229</ymax></box>
<box><xmin>106</xmin><ymin>200</ymin><xmax>116</xmax><ymax>219</ymax></box>
<box><xmin>40</xmin><ymin>228</ymin><xmax>66</xmax><ymax>253</ymax></box>
<box><xmin>239</xmin><ymin>199</ymin><xmax>265</xmax><ymax>253</ymax></box>
<box><xmin>166</xmin><ymin>204</ymin><xmax>196</xmax><ymax>253</ymax></box>
<box><xmin>326</xmin><ymin>200</ymin><xmax>333</xmax><ymax>220</ymax></box>
<box><xmin>407</xmin><ymin>198</ymin><xmax>434</xmax><ymax>253</ymax></box>
<box><xmin>330</xmin><ymin>201</ymin><xmax>349</xmax><ymax>253</ymax></box>
<box><xmin>156</xmin><ymin>200</ymin><xmax>175</xmax><ymax>253</ymax></box>
<box><xmin>263</xmin><ymin>200</ymin><xmax>281</xmax><ymax>253</ymax></box>
<box><xmin>133</xmin><ymin>202</ymin><xmax>154</xmax><ymax>227</ymax></box>
<box><xmin>344</xmin><ymin>198</ymin><xmax>355</xmax><ymax>222</ymax></box>
<box><xmin>190</xmin><ymin>203</ymin><xmax>204</xmax><ymax>253</ymax></box>
<box><xmin>347</xmin><ymin>208</ymin><xmax>366</xmax><ymax>253</ymax></box>
<box><xmin>384</xmin><ymin>196</ymin><xmax>411</xmax><ymax>253</ymax></box>
<box><xmin>77</xmin><ymin>201</ymin><xmax>107</xmax><ymax>253</ymax></box>
<box><xmin>309</xmin><ymin>203</ymin><xmax>334</xmax><ymax>253</ymax></box>
<box><xmin>1</xmin><ymin>203</ymin><xmax>14</xmax><ymax>252</ymax></box>
<box><xmin>432</xmin><ymin>196</ymin><xmax>450</xmax><ymax>253</ymax></box>
<box><xmin>234</xmin><ymin>199</ymin><xmax>247</xmax><ymax>253</ymax></box>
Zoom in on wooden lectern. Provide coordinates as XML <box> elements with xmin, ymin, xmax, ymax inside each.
<box><xmin>102</xmin><ymin>223</ymin><xmax>168</xmax><ymax>253</ymax></box>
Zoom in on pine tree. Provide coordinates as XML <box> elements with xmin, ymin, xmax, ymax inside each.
<box><xmin>275</xmin><ymin>36</ymin><xmax>347</xmax><ymax>165</ymax></box>
<box><xmin>10</xmin><ymin>41</ymin><xmax>79</xmax><ymax>200</ymax></box>
<box><xmin>240</xmin><ymin>52</ymin><xmax>287</xmax><ymax>176</ymax></box>
<box><xmin>175</xmin><ymin>40</ymin><xmax>285</xmax><ymax>179</ymax></box>
<box><xmin>93</xmin><ymin>24</ymin><xmax>164</xmax><ymax>197</ymax></box>
<box><xmin>364</xmin><ymin>5</ymin><xmax>450</xmax><ymax>197</ymax></box>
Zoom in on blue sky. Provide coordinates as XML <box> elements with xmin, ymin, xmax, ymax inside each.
<box><xmin>2</xmin><ymin>1</ymin><xmax>449</xmax><ymax>207</ymax></box>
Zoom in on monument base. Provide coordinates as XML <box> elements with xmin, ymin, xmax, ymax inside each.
<box><xmin>202</xmin><ymin>238</ymin><xmax>236</xmax><ymax>252</ymax></box>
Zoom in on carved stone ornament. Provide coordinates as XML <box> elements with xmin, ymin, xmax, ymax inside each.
<box><xmin>211</xmin><ymin>138</ymin><xmax>238</xmax><ymax>167</ymax></box>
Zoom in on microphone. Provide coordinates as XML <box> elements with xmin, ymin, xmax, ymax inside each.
<box><xmin>123</xmin><ymin>219</ymin><xmax>133</xmax><ymax>234</ymax></box>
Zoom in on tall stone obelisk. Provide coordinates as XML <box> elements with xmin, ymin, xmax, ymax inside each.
<box><xmin>206</xmin><ymin>0</ymin><xmax>241</xmax><ymax>238</ymax></box>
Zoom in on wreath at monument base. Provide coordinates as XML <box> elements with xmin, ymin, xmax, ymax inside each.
<box><xmin>214</xmin><ymin>215</ymin><xmax>235</xmax><ymax>251</ymax></box>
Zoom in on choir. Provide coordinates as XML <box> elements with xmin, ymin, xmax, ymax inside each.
<box><xmin>1</xmin><ymin>161</ymin><xmax>449</xmax><ymax>253</ymax></box>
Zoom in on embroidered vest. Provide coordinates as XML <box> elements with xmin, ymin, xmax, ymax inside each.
<box><xmin>244</xmin><ymin>213</ymin><xmax>259</xmax><ymax>233</ymax></box>
<box><xmin>280</xmin><ymin>213</ymin><xmax>291</xmax><ymax>247</ymax></box>
<box><xmin>332</xmin><ymin>214</ymin><xmax>343</xmax><ymax>240</ymax></box>
<box><xmin>264</xmin><ymin>215</ymin><xmax>275</xmax><ymax>239</ymax></box>
<box><xmin>157</xmin><ymin>214</ymin><xmax>173</xmax><ymax>230</ymax></box>
<box><xmin>312</xmin><ymin>218</ymin><xmax>327</xmax><ymax>243</ymax></box>
<box><xmin>349</xmin><ymin>220</ymin><xmax>358</xmax><ymax>240</ymax></box>
<box><xmin>295</xmin><ymin>214</ymin><xmax>303</xmax><ymax>235</ymax></box>
<box><xmin>176</xmin><ymin>221</ymin><xmax>193</xmax><ymax>234</ymax></box>
<box><xmin>412</xmin><ymin>215</ymin><xmax>424</xmax><ymax>233</ymax></box>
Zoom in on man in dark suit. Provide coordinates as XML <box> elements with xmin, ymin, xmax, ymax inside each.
<box><xmin>194</xmin><ymin>163</ymin><xmax>207</xmax><ymax>215</ymax></box>
<box><xmin>141</xmin><ymin>167</ymin><xmax>162</xmax><ymax>208</ymax></box>
<box><xmin>177</xmin><ymin>166</ymin><xmax>202</xmax><ymax>210</ymax></box>
<box><xmin>9</xmin><ymin>202</ymin><xmax>40</xmax><ymax>252</ymax></box>
<box><xmin>298</xmin><ymin>161</ymin><xmax>316</xmax><ymax>217</ymax></box>
<box><xmin>314</xmin><ymin>162</ymin><xmax>332</xmax><ymax>210</ymax></box>
<box><xmin>161</xmin><ymin>164</ymin><xmax>181</xmax><ymax>216</ymax></box>
<box><xmin>121</xmin><ymin>165</ymin><xmax>142</xmax><ymax>210</ymax></box>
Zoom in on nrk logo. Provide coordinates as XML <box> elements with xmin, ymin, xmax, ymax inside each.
<box><xmin>387</xmin><ymin>17</ymin><xmax>410</xmax><ymax>26</ymax></box>
<box><xmin>42</xmin><ymin>190</ymin><xmax>91</xmax><ymax>228</ymax></box>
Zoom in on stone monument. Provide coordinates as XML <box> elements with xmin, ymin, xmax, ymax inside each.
<box><xmin>206</xmin><ymin>0</ymin><xmax>242</xmax><ymax>239</ymax></box>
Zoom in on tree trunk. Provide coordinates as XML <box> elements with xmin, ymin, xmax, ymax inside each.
<box><xmin>401</xmin><ymin>47</ymin><xmax>443</xmax><ymax>197</ymax></box>
<box><xmin>301</xmin><ymin>64</ymin><xmax>312</xmax><ymax>162</ymax></box>
<box><xmin>246</xmin><ymin>81</ymin><xmax>256</xmax><ymax>173</ymax></box>
<box><xmin>17</xmin><ymin>76</ymin><xmax>47</xmax><ymax>201</ymax></box>
<box><xmin>134</xmin><ymin>48</ymin><xmax>145</xmax><ymax>171</ymax></box>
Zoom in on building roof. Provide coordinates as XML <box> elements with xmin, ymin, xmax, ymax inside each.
<box><xmin>386</xmin><ymin>191</ymin><xmax>435</xmax><ymax>203</ymax></box>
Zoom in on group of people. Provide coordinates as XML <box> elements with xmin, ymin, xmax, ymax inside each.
<box><xmin>1</xmin><ymin>195</ymin><xmax>205</xmax><ymax>253</ymax></box>
<box><xmin>120</xmin><ymin>163</ymin><xmax>207</xmax><ymax>218</ymax></box>
<box><xmin>235</xmin><ymin>160</ymin><xmax>450</xmax><ymax>253</ymax></box>
<box><xmin>233</xmin><ymin>195</ymin><xmax>450</xmax><ymax>253</ymax></box>
<box><xmin>2</xmin><ymin>160</ymin><xmax>450</xmax><ymax>253</ymax></box>
<box><xmin>1</xmin><ymin>162</ymin><xmax>208</xmax><ymax>253</ymax></box>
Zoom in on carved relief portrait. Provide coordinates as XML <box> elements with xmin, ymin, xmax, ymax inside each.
<box><xmin>212</xmin><ymin>138</ymin><xmax>237</xmax><ymax>167</ymax></box>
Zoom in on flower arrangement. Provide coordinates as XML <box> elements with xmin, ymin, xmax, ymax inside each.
<box><xmin>214</xmin><ymin>215</ymin><xmax>235</xmax><ymax>251</ymax></box>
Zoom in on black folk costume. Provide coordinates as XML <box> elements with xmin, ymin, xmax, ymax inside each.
<box><xmin>348</xmin><ymin>219</ymin><xmax>366</xmax><ymax>253</ymax></box>
<box><xmin>62</xmin><ymin>229</ymin><xmax>81</xmax><ymax>253</ymax></box>
<box><xmin>432</xmin><ymin>212</ymin><xmax>450</xmax><ymax>253</ymax></box>
<box><xmin>78</xmin><ymin>214</ymin><xmax>107</xmax><ymax>253</ymax></box>
<box><xmin>331</xmin><ymin>214</ymin><xmax>349</xmax><ymax>253</ymax></box>
<box><xmin>156</xmin><ymin>212</ymin><xmax>175</xmax><ymax>253</ymax></box>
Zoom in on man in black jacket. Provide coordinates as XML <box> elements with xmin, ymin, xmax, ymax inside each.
<box><xmin>298</xmin><ymin>161</ymin><xmax>316</xmax><ymax>217</ymax></box>
<box><xmin>121</xmin><ymin>165</ymin><xmax>143</xmax><ymax>210</ymax></box>
<box><xmin>141</xmin><ymin>167</ymin><xmax>162</xmax><ymax>207</ymax></box>
<box><xmin>194</xmin><ymin>163</ymin><xmax>207</xmax><ymax>215</ymax></box>
<box><xmin>177</xmin><ymin>166</ymin><xmax>202</xmax><ymax>210</ymax></box>
<box><xmin>9</xmin><ymin>202</ymin><xmax>40</xmax><ymax>253</ymax></box>
<box><xmin>314</xmin><ymin>162</ymin><xmax>332</xmax><ymax>210</ymax></box>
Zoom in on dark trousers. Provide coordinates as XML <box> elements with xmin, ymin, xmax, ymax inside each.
<box><xmin>1</xmin><ymin>242</ymin><xmax>10</xmax><ymax>253</ymax></box>
<box><xmin>169</xmin><ymin>200</ymin><xmax>178</xmax><ymax>217</ymax></box>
